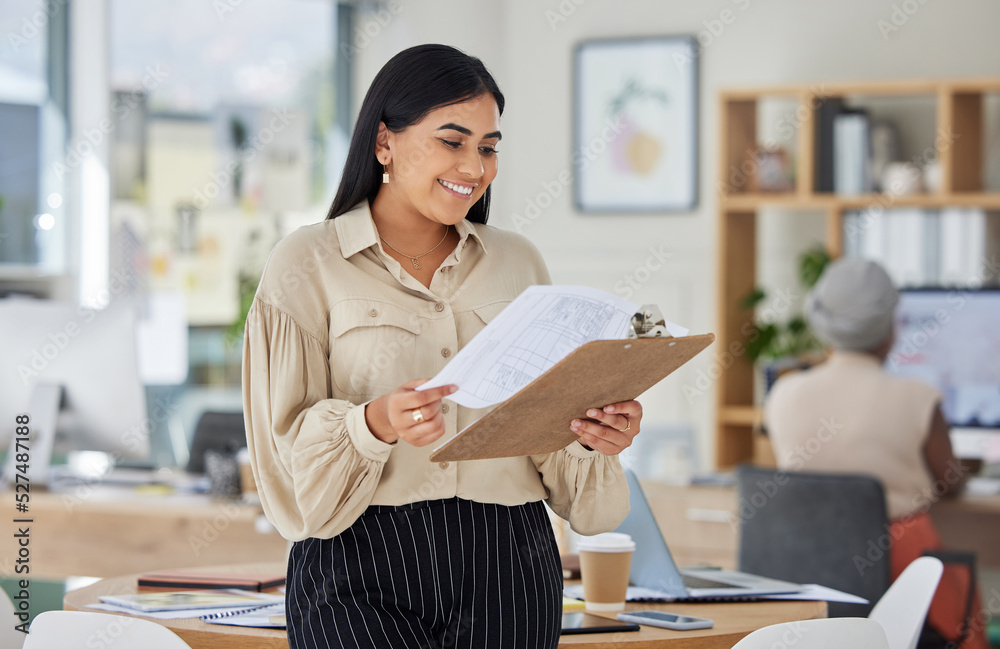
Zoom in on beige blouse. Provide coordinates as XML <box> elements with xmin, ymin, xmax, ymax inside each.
<box><xmin>764</xmin><ymin>351</ymin><xmax>940</xmax><ymax>519</ymax></box>
<box><xmin>242</xmin><ymin>202</ymin><xmax>628</xmax><ymax>541</ymax></box>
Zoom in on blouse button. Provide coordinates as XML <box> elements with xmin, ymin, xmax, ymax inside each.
<box><xmin>441</xmin><ymin>348</ymin><xmax>451</xmax><ymax>358</ymax></box>
<box><xmin>439</xmin><ymin>462</ymin><xmax>449</xmax><ymax>469</ymax></box>
<box><xmin>441</xmin><ymin>403</ymin><xmax>450</xmax><ymax>414</ymax></box>
<box><xmin>441</xmin><ymin>267</ymin><xmax>450</xmax><ymax>273</ymax></box>
<box><xmin>369</xmin><ymin>308</ymin><xmax>378</xmax><ymax>318</ymax></box>
<box><xmin>435</xmin><ymin>302</ymin><xmax>445</xmax><ymax>312</ymax></box>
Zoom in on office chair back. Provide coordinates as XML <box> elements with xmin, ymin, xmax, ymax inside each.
<box><xmin>737</xmin><ymin>465</ymin><xmax>891</xmax><ymax>617</ymax></box>
<box><xmin>186</xmin><ymin>410</ymin><xmax>247</xmax><ymax>474</ymax></box>
<box><xmin>869</xmin><ymin>556</ymin><xmax>943</xmax><ymax>649</ymax></box>
<box><xmin>24</xmin><ymin>611</ymin><xmax>192</xmax><ymax>648</ymax></box>
<box><xmin>732</xmin><ymin>617</ymin><xmax>890</xmax><ymax>649</ymax></box>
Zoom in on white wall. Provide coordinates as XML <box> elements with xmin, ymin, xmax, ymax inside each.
<box><xmin>352</xmin><ymin>0</ymin><xmax>1000</xmax><ymax>472</ymax></box>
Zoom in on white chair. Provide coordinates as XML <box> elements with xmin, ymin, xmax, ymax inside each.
<box><xmin>732</xmin><ymin>617</ymin><xmax>890</xmax><ymax>648</ymax></box>
<box><xmin>869</xmin><ymin>556</ymin><xmax>944</xmax><ymax>649</ymax></box>
<box><xmin>0</xmin><ymin>587</ymin><xmax>26</xmax><ymax>649</ymax></box>
<box><xmin>24</xmin><ymin>611</ymin><xmax>191</xmax><ymax>648</ymax></box>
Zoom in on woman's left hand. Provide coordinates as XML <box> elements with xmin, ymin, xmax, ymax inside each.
<box><xmin>569</xmin><ymin>400</ymin><xmax>642</xmax><ymax>456</ymax></box>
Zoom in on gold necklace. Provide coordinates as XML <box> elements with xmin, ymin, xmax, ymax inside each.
<box><xmin>380</xmin><ymin>225</ymin><xmax>450</xmax><ymax>270</ymax></box>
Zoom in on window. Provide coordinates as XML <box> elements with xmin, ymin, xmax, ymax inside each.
<box><xmin>0</xmin><ymin>0</ymin><xmax>68</xmax><ymax>271</ymax></box>
<box><xmin>108</xmin><ymin>0</ymin><xmax>342</xmax><ymax>328</ymax></box>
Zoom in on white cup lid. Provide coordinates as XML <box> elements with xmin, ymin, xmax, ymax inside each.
<box><xmin>576</xmin><ymin>532</ymin><xmax>635</xmax><ymax>553</ymax></box>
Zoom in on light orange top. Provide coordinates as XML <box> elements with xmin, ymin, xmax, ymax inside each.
<box><xmin>242</xmin><ymin>202</ymin><xmax>628</xmax><ymax>541</ymax></box>
<box><xmin>764</xmin><ymin>351</ymin><xmax>940</xmax><ymax>519</ymax></box>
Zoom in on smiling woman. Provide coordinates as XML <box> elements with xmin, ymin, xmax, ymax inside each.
<box><xmin>242</xmin><ymin>44</ymin><xmax>640</xmax><ymax>649</ymax></box>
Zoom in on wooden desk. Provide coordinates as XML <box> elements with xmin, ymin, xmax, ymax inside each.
<box><xmin>0</xmin><ymin>487</ymin><xmax>288</xmax><ymax>579</ymax></box>
<box><xmin>930</xmin><ymin>492</ymin><xmax>1000</xmax><ymax>568</ymax></box>
<box><xmin>64</xmin><ymin>563</ymin><xmax>827</xmax><ymax>649</ymax></box>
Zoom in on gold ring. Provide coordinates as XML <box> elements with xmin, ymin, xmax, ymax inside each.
<box><xmin>411</xmin><ymin>408</ymin><xmax>425</xmax><ymax>424</ymax></box>
<box><xmin>619</xmin><ymin>418</ymin><xmax>631</xmax><ymax>432</ymax></box>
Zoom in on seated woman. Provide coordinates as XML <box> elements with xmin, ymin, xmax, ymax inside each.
<box><xmin>765</xmin><ymin>257</ymin><xmax>986</xmax><ymax>649</ymax></box>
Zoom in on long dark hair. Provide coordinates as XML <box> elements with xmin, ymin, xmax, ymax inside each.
<box><xmin>326</xmin><ymin>44</ymin><xmax>505</xmax><ymax>224</ymax></box>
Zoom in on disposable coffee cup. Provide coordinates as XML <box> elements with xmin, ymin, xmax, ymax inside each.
<box><xmin>236</xmin><ymin>448</ymin><xmax>256</xmax><ymax>498</ymax></box>
<box><xmin>577</xmin><ymin>532</ymin><xmax>635</xmax><ymax>612</ymax></box>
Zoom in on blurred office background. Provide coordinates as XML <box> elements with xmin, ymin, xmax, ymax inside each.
<box><xmin>1</xmin><ymin>0</ymin><xmax>999</xmax><ymax>476</ymax></box>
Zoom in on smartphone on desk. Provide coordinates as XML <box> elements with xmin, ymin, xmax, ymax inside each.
<box><xmin>616</xmin><ymin>610</ymin><xmax>714</xmax><ymax>630</ymax></box>
<box><xmin>560</xmin><ymin>612</ymin><xmax>640</xmax><ymax>635</ymax></box>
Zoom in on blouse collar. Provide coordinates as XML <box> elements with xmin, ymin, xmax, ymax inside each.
<box><xmin>335</xmin><ymin>202</ymin><xmax>487</xmax><ymax>260</ymax></box>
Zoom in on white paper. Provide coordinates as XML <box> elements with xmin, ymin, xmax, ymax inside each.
<box><xmin>760</xmin><ymin>584</ymin><xmax>868</xmax><ymax>604</ymax></box>
<box><xmin>564</xmin><ymin>583</ymin><xmax>867</xmax><ymax>604</ymax></box>
<box><xmin>419</xmin><ymin>286</ymin><xmax>688</xmax><ymax>409</ymax></box>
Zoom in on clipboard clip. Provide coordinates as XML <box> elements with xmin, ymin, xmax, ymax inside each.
<box><xmin>628</xmin><ymin>304</ymin><xmax>671</xmax><ymax>339</ymax></box>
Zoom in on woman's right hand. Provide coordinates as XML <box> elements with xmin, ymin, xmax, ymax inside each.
<box><xmin>365</xmin><ymin>379</ymin><xmax>458</xmax><ymax>446</ymax></box>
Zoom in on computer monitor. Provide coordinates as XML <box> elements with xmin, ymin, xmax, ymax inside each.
<box><xmin>0</xmin><ymin>299</ymin><xmax>150</xmax><ymax>482</ymax></box>
<box><xmin>886</xmin><ymin>289</ymin><xmax>1000</xmax><ymax>456</ymax></box>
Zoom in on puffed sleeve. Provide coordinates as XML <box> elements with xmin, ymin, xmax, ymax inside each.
<box><xmin>242</xmin><ymin>298</ymin><xmax>395</xmax><ymax>541</ymax></box>
<box><xmin>530</xmin><ymin>443</ymin><xmax>629</xmax><ymax>536</ymax></box>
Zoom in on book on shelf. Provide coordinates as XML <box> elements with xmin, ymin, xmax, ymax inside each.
<box><xmin>137</xmin><ymin>568</ymin><xmax>285</xmax><ymax>591</ymax></box>
<box><xmin>813</xmin><ymin>96</ymin><xmax>845</xmax><ymax>193</ymax></box>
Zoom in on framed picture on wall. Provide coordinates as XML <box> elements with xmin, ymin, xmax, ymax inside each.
<box><xmin>573</xmin><ymin>36</ymin><xmax>698</xmax><ymax>213</ymax></box>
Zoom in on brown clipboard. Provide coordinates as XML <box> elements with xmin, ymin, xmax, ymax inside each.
<box><xmin>429</xmin><ymin>333</ymin><xmax>715</xmax><ymax>462</ymax></box>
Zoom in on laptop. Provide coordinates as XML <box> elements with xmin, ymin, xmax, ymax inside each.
<box><xmin>612</xmin><ymin>469</ymin><xmax>803</xmax><ymax>601</ymax></box>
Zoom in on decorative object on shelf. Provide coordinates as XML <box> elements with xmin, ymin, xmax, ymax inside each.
<box><xmin>573</xmin><ymin>36</ymin><xmax>698</xmax><ymax>212</ymax></box>
<box><xmin>922</xmin><ymin>160</ymin><xmax>942</xmax><ymax>194</ymax></box>
<box><xmin>833</xmin><ymin>109</ymin><xmax>872</xmax><ymax>195</ymax></box>
<box><xmin>869</xmin><ymin>119</ymin><xmax>901</xmax><ymax>192</ymax></box>
<box><xmin>741</xmin><ymin>246</ymin><xmax>831</xmax><ymax>365</ymax></box>
<box><xmin>881</xmin><ymin>161</ymin><xmax>924</xmax><ymax>196</ymax></box>
<box><xmin>752</xmin><ymin>147</ymin><xmax>794</xmax><ymax>192</ymax></box>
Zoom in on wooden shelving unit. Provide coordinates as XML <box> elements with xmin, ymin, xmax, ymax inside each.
<box><xmin>715</xmin><ymin>78</ymin><xmax>1000</xmax><ymax>468</ymax></box>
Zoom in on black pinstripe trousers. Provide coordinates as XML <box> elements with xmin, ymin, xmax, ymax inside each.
<box><xmin>286</xmin><ymin>497</ymin><xmax>563</xmax><ymax>649</ymax></box>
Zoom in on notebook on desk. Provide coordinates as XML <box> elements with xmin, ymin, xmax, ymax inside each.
<box><xmin>613</xmin><ymin>469</ymin><xmax>803</xmax><ymax>601</ymax></box>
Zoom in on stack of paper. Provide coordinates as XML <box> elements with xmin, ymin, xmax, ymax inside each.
<box><xmin>90</xmin><ymin>589</ymin><xmax>283</xmax><ymax>624</ymax></box>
